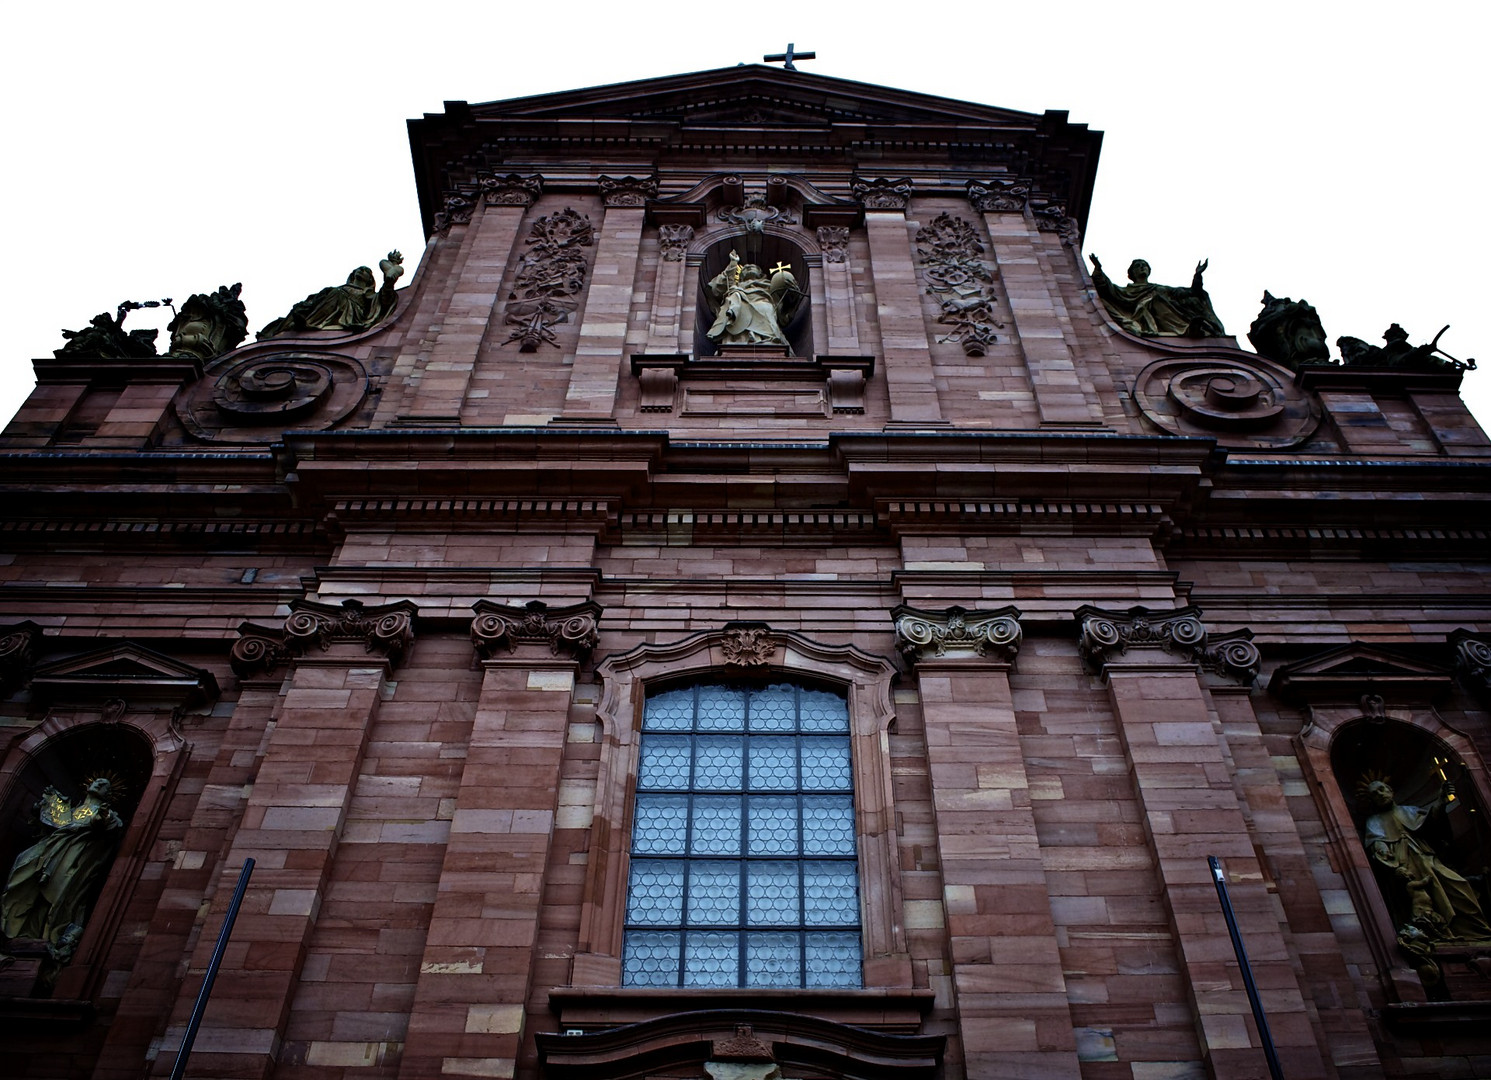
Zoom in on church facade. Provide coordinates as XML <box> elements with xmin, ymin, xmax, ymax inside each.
<box><xmin>2</xmin><ymin>65</ymin><xmax>1491</xmax><ymax>1080</ymax></box>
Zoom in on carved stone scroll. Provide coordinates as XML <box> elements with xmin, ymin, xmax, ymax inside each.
<box><xmin>480</xmin><ymin>173</ymin><xmax>543</xmax><ymax>207</ymax></box>
<box><xmin>599</xmin><ymin>175</ymin><xmax>658</xmax><ymax>207</ymax></box>
<box><xmin>1452</xmin><ymin>630</ymin><xmax>1491</xmax><ymax>701</ymax></box>
<box><xmin>716</xmin><ymin>192</ymin><xmax>797</xmax><ymax>230</ymax></box>
<box><xmin>1076</xmin><ymin>605</ymin><xmax>1259</xmax><ymax>685</ymax></box>
<box><xmin>0</xmin><ymin>622</ymin><xmax>41</xmax><ymax>697</ymax></box>
<box><xmin>433</xmin><ymin>193</ymin><xmax>474</xmax><ymax>234</ymax></box>
<box><xmin>966</xmin><ymin>178</ymin><xmax>1030</xmax><ymax>213</ymax></box>
<box><xmin>1132</xmin><ymin>353</ymin><xmax>1321</xmax><ymax>449</ymax></box>
<box><xmin>658</xmin><ymin>224</ymin><xmax>694</xmax><ymax>262</ymax></box>
<box><xmin>230</xmin><ymin>623</ymin><xmax>292</xmax><ymax>680</ymax></box>
<box><xmin>1031</xmin><ymin>200</ymin><xmax>1081</xmax><ymax>245</ymax></box>
<box><xmin>503</xmin><ymin>208</ymin><xmax>595</xmax><ymax>352</ymax></box>
<box><xmin>893</xmin><ymin>605</ymin><xmax>1022</xmax><ymax>663</ymax></box>
<box><xmin>282</xmin><ymin>598</ymin><xmax>416</xmax><ymax>665</ymax></box>
<box><xmin>851</xmin><ymin>177</ymin><xmax>912</xmax><ymax>210</ymax></box>
<box><xmin>470</xmin><ymin>599</ymin><xmax>601</xmax><ymax>661</ymax></box>
<box><xmin>915</xmin><ymin>213</ymin><xmax>1003</xmax><ymax>356</ymax></box>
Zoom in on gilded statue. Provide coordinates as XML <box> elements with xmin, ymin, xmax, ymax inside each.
<box><xmin>1358</xmin><ymin>775</ymin><xmax>1491</xmax><ymax>944</ymax></box>
<box><xmin>705</xmin><ymin>251</ymin><xmax>801</xmax><ymax>349</ymax></box>
<box><xmin>257</xmin><ymin>251</ymin><xmax>404</xmax><ymax>339</ymax></box>
<box><xmin>2</xmin><ymin>779</ymin><xmax>124</xmax><ymax>963</ymax></box>
<box><xmin>1089</xmin><ymin>256</ymin><xmax>1225</xmax><ymax>338</ymax></box>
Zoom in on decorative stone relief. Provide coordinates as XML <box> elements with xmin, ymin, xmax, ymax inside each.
<box><xmin>851</xmin><ymin>177</ymin><xmax>912</xmax><ymax>210</ymax></box>
<box><xmin>229</xmin><ymin>623</ymin><xmax>292</xmax><ymax>680</ymax></box>
<box><xmin>470</xmin><ymin>599</ymin><xmax>602</xmax><ymax>660</ymax></box>
<box><xmin>721</xmin><ymin>625</ymin><xmax>775</xmax><ymax>668</ymax></box>
<box><xmin>433</xmin><ymin>193</ymin><xmax>474</xmax><ymax>234</ymax></box>
<box><xmin>178</xmin><ymin>350</ymin><xmax>369</xmax><ymax>440</ymax></box>
<box><xmin>0</xmin><ymin>622</ymin><xmax>40</xmax><ymax>697</ymax></box>
<box><xmin>712</xmin><ymin>1024</ymin><xmax>776</xmax><ymax>1063</ymax></box>
<box><xmin>599</xmin><ymin>175</ymin><xmax>658</xmax><ymax>207</ymax></box>
<box><xmin>658</xmin><ymin>223</ymin><xmax>694</xmax><ymax>261</ymax></box>
<box><xmin>892</xmin><ymin>604</ymin><xmax>1022</xmax><ymax>663</ymax></box>
<box><xmin>282</xmin><ymin>598</ymin><xmax>416</xmax><ymax>665</ymax></box>
<box><xmin>966</xmin><ymin>178</ymin><xmax>1030</xmax><ymax>213</ymax></box>
<box><xmin>1452</xmin><ymin>631</ymin><xmax>1491</xmax><ymax>700</ymax></box>
<box><xmin>1132</xmin><ymin>353</ymin><xmax>1321</xmax><ymax>449</ymax></box>
<box><xmin>1076</xmin><ymin>605</ymin><xmax>1260</xmax><ymax>684</ymax></box>
<box><xmin>914</xmin><ymin>212</ymin><xmax>1003</xmax><ymax>356</ymax></box>
<box><xmin>716</xmin><ymin>191</ymin><xmax>798</xmax><ymax>232</ymax></box>
<box><xmin>480</xmin><ymin>172</ymin><xmax>543</xmax><ymax>207</ymax></box>
<box><xmin>503</xmin><ymin>208</ymin><xmax>595</xmax><ymax>351</ymax></box>
<box><xmin>816</xmin><ymin>226</ymin><xmax>848</xmax><ymax>263</ymax></box>
<box><xmin>1248</xmin><ymin>292</ymin><xmax>1329</xmax><ymax>370</ymax></box>
<box><xmin>1031</xmin><ymin>199</ymin><xmax>1081</xmax><ymax>245</ymax></box>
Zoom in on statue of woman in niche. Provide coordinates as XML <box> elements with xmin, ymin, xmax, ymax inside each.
<box><xmin>1359</xmin><ymin>774</ymin><xmax>1491</xmax><ymax>943</ymax></box>
<box><xmin>705</xmin><ymin>250</ymin><xmax>801</xmax><ymax>349</ymax></box>
<box><xmin>257</xmin><ymin>251</ymin><xmax>404</xmax><ymax>339</ymax></box>
<box><xmin>2</xmin><ymin>778</ymin><xmax>125</xmax><ymax>963</ymax></box>
<box><xmin>1089</xmin><ymin>255</ymin><xmax>1225</xmax><ymax>338</ymax></box>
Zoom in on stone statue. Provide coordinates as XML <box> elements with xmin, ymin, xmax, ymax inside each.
<box><xmin>55</xmin><ymin>311</ymin><xmax>159</xmax><ymax>360</ymax></box>
<box><xmin>1358</xmin><ymin>775</ymin><xmax>1491</xmax><ymax>944</ymax></box>
<box><xmin>1337</xmin><ymin>323</ymin><xmax>1476</xmax><ymax>372</ymax></box>
<box><xmin>1089</xmin><ymin>256</ymin><xmax>1226</xmax><ymax>338</ymax></box>
<box><xmin>1247</xmin><ymin>291</ymin><xmax>1329</xmax><ymax>370</ymax></box>
<box><xmin>165</xmin><ymin>283</ymin><xmax>249</xmax><ymax>361</ymax></box>
<box><xmin>257</xmin><ymin>251</ymin><xmax>404</xmax><ymax>340</ymax></box>
<box><xmin>2</xmin><ymin>779</ymin><xmax>124</xmax><ymax>963</ymax></box>
<box><xmin>705</xmin><ymin>251</ymin><xmax>801</xmax><ymax>349</ymax></box>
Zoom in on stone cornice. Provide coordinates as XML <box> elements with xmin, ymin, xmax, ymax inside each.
<box><xmin>1076</xmin><ymin>605</ymin><xmax>1260</xmax><ymax>684</ymax></box>
<box><xmin>891</xmin><ymin>604</ymin><xmax>1021</xmax><ymax>664</ymax></box>
<box><xmin>470</xmin><ymin>599</ymin><xmax>602</xmax><ymax>661</ymax></box>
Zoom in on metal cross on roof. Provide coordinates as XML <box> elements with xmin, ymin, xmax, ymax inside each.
<box><xmin>763</xmin><ymin>43</ymin><xmax>816</xmax><ymax>71</ymax></box>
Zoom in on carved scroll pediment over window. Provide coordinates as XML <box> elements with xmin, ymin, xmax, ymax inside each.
<box><xmin>470</xmin><ymin>599</ymin><xmax>601</xmax><ymax>661</ymax></box>
<box><xmin>892</xmin><ymin>604</ymin><xmax>1021</xmax><ymax>663</ymax></box>
<box><xmin>1076</xmin><ymin>604</ymin><xmax>1260</xmax><ymax>684</ymax></box>
<box><xmin>850</xmin><ymin>177</ymin><xmax>912</xmax><ymax>210</ymax></box>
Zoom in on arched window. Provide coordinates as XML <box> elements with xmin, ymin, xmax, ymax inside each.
<box><xmin>622</xmin><ymin>681</ymin><xmax>861</xmax><ymax>989</ymax></box>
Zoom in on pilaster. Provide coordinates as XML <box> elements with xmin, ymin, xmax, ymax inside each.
<box><xmin>644</xmin><ymin>224</ymin><xmax>694</xmax><ymax>353</ymax></box>
<box><xmin>398</xmin><ymin>600</ymin><xmax>600</xmax><ymax>1080</ymax></box>
<box><xmin>1076</xmin><ymin>605</ymin><xmax>1328</xmax><ymax>1080</ymax></box>
<box><xmin>892</xmin><ymin>604</ymin><xmax>1081</xmax><ymax>1080</ymax></box>
<box><xmin>151</xmin><ymin>600</ymin><xmax>415</xmax><ymax>1080</ymax></box>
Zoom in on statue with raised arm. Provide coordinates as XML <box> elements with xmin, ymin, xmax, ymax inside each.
<box><xmin>2</xmin><ymin>779</ymin><xmax>124</xmax><ymax>963</ymax></box>
<box><xmin>257</xmin><ymin>251</ymin><xmax>404</xmax><ymax>340</ymax></box>
<box><xmin>1358</xmin><ymin>775</ymin><xmax>1491</xmax><ymax>944</ymax></box>
<box><xmin>1089</xmin><ymin>256</ymin><xmax>1226</xmax><ymax>338</ymax></box>
<box><xmin>705</xmin><ymin>250</ymin><xmax>801</xmax><ymax>349</ymax></box>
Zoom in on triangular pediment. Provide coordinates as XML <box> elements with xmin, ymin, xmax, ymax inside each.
<box><xmin>1269</xmin><ymin>642</ymin><xmax>1453</xmax><ymax>701</ymax></box>
<box><xmin>31</xmin><ymin>642</ymin><xmax>218</xmax><ymax>706</ymax></box>
<box><xmin>459</xmin><ymin>66</ymin><xmax>1043</xmax><ymax>128</ymax></box>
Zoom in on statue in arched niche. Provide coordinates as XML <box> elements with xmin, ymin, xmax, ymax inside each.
<box><xmin>704</xmin><ymin>251</ymin><xmax>802</xmax><ymax>349</ymax></box>
<box><xmin>1358</xmin><ymin>773</ymin><xmax>1491</xmax><ymax>944</ymax></box>
<box><xmin>2</xmin><ymin>778</ymin><xmax>125</xmax><ymax>964</ymax></box>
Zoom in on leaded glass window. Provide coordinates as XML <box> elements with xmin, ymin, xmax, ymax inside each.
<box><xmin>622</xmin><ymin>682</ymin><xmax>862</xmax><ymax>988</ymax></box>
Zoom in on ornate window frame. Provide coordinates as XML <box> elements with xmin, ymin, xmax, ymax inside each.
<box><xmin>571</xmin><ymin>627</ymin><xmax>911</xmax><ymax>990</ymax></box>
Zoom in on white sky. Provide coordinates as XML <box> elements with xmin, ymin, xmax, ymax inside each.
<box><xmin>3</xmin><ymin>2</ymin><xmax>1487</xmax><ymax>432</ymax></box>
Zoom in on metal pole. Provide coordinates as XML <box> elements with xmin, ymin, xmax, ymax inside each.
<box><xmin>169</xmin><ymin>858</ymin><xmax>255</xmax><ymax>1080</ymax></box>
<box><xmin>1208</xmin><ymin>855</ymin><xmax>1285</xmax><ymax>1080</ymax></box>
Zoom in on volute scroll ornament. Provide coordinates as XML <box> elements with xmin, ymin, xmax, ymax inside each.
<box><xmin>480</xmin><ymin>172</ymin><xmax>543</xmax><ymax>207</ymax></box>
<box><xmin>433</xmin><ymin>193</ymin><xmax>474</xmax><ymax>234</ymax></box>
<box><xmin>966</xmin><ymin>178</ymin><xmax>1031</xmax><ymax>214</ymax></box>
<box><xmin>1077</xmin><ymin>605</ymin><xmax>1258</xmax><ymax>685</ymax></box>
<box><xmin>283</xmin><ymin>598</ymin><xmax>416</xmax><ymax>665</ymax></box>
<box><xmin>892</xmin><ymin>604</ymin><xmax>1022</xmax><ymax>663</ymax></box>
<box><xmin>715</xmin><ymin>191</ymin><xmax>798</xmax><ymax>231</ymax></box>
<box><xmin>1451</xmin><ymin>630</ymin><xmax>1491</xmax><ymax>701</ymax></box>
<box><xmin>230</xmin><ymin>623</ymin><xmax>292</xmax><ymax>680</ymax></box>
<box><xmin>599</xmin><ymin>175</ymin><xmax>659</xmax><ymax>208</ymax></box>
<box><xmin>851</xmin><ymin>177</ymin><xmax>912</xmax><ymax>211</ymax></box>
<box><xmin>1132</xmin><ymin>353</ymin><xmax>1321</xmax><ymax>449</ymax></box>
<box><xmin>470</xmin><ymin>599</ymin><xmax>602</xmax><ymax>661</ymax></box>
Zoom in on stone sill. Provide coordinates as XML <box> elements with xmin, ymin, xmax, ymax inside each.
<box><xmin>548</xmin><ymin>986</ymin><xmax>934</xmax><ymax>1033</ymax></box>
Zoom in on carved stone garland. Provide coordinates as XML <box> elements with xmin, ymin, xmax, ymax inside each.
<box><xmin>231</xmin><ymin>599</ymin><xmax>416</xmax><ymax>678</ymax></box>
<box><xmin>503</xmin><ymin>208</ymin><xmax>595</xmax><ymax>352</ymax></box>
<box><xmin>914</xmin><ymin>213</ymin><xmax>1004</xmax><ymax>356</ymax></box>
<box><xmin>470</xmin><ymin>599</ymin><xmax>601</xmax><ymax>661</ymax></box>
<box><xmin>658</xmin><ymin>224</ymin><xmax>695</xmax><ymax>262</ymax></box>
<box><xmin>892</xmin><ymin>605</ymin><xmax>1021</xmax><ymax>663</ymax></box>
<box><xmin>1076</xmin><ymin>605</ymin><xmax>1261</xmax><ymax>684</ymax></box>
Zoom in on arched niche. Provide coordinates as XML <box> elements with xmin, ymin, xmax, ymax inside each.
<box><xmin>1330</xmin><ymin>718</ymin><xmax>1491</xmax><ymax>951</ymax></box>
<box><xmin>694</xmin><ymin>235</ymin><xmax>813</xmax><ymax>359</ymax></box>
